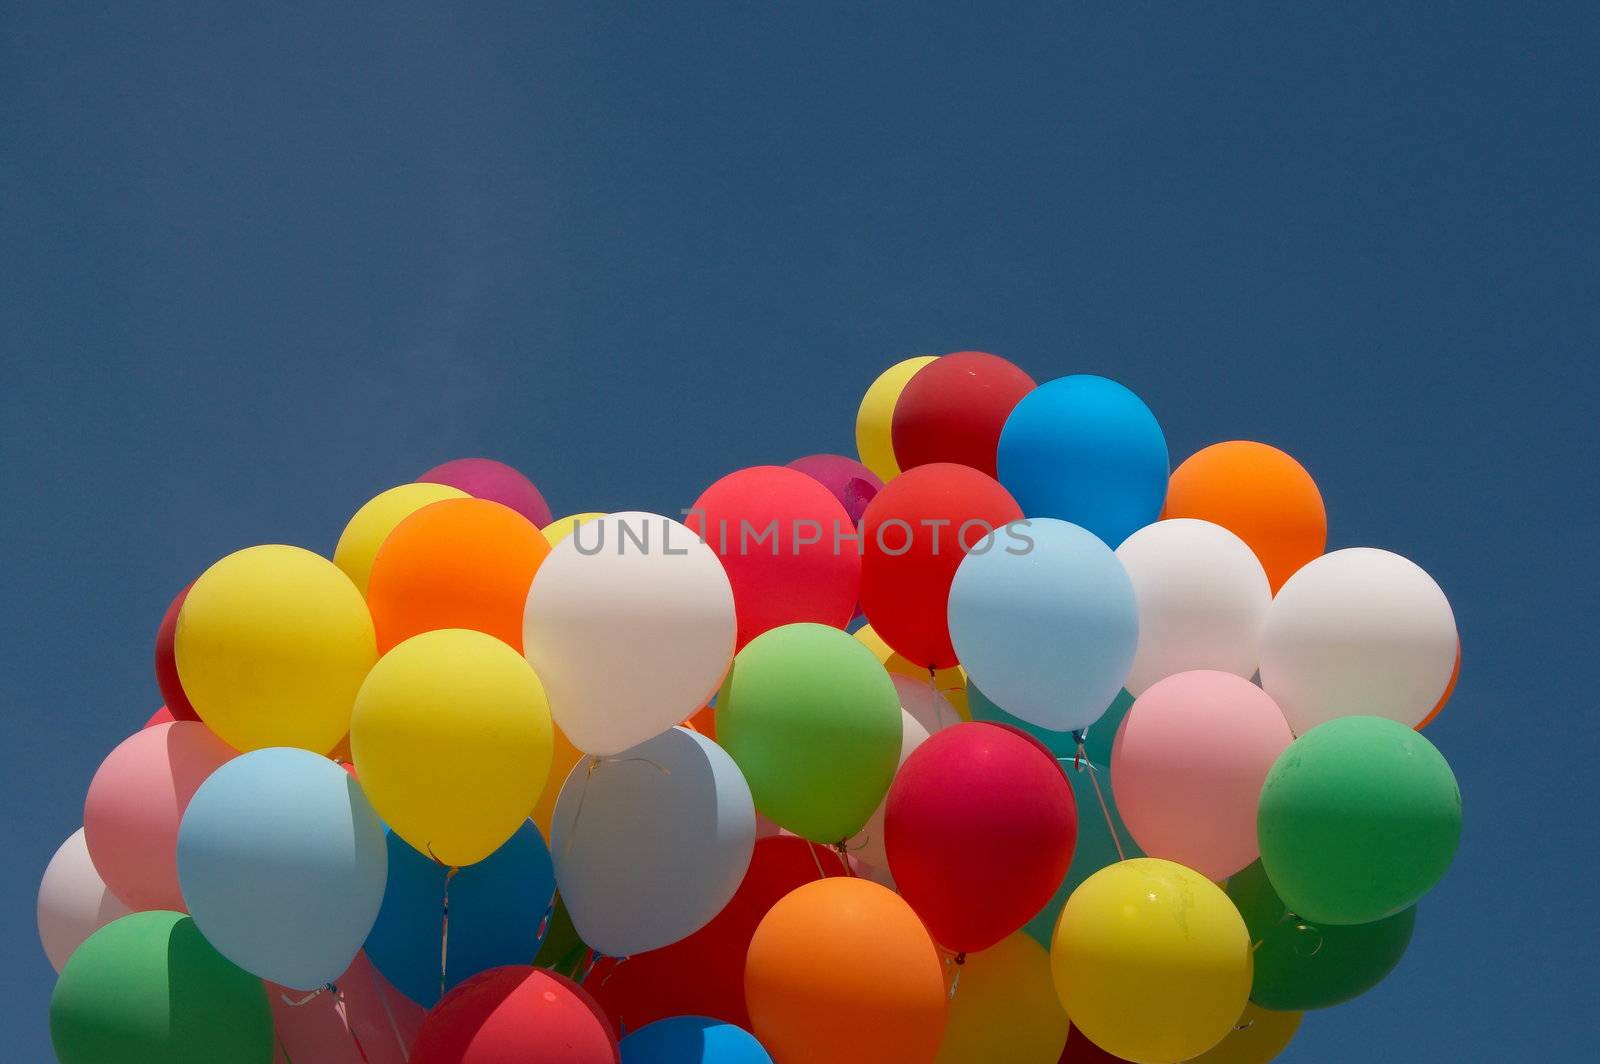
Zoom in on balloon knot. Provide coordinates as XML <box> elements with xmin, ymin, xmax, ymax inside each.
<box><xmin>954</xmin><ymin>952</ymin><xmax>966</xmax><ymax>966</ymax></box>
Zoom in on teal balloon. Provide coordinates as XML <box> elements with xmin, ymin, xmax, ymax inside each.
<box><xmin>1228</xmin><ymin>860</ymin><xmax>1416</xmax><ymax>1011</ymax></box>
<box><xmin>51</xmin><ymin>911</ymin><xmax>273</xmax><ymax>1064</ymax></box>
<box><xmin>177</xmin><ymin>748</ymin><xmax>388</xmax><ymax>989</ymax></box>
<box><xmin>365</xmin><ymin>820</ymin><xmax>555</xmax><ymax>1006</ymax></box>
<box><xmin>997</xmin><ymin>374</ymin><xmax>1169</xmax><ymax>547</ymax></box>
<box><xmin>1021</xmin><ymin>758</ymin><xmax>1141</xmax><ymax>947</ymax></box>
<box><xmin>968</xmin><ymin>683</ymin><xmax>1132</xmax><ymax>766</ymax></box>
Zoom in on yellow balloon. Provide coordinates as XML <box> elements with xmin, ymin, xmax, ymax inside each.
<box><xmin>938</xmin><ymin>933</ymin><xmax>1067</xmax><ymax>1063</ymax></box>
<box><xmin>542</xmin><ymin>512</ymin><xmax>605</xmax><ymax>546</ymax></box>
<box><xmin>531</xmin><ymin>722</ymin><xmax>585</xmax><ymax>842</ymax></box>
<box><xmin>854</xmin><ymin>623</ymin><xmax>971</xmax><ymax>721</ymax></box>
<box><xmin>177</xmin><ymin>544</ymin><xmax>376</xmax><ymax>754</ymax></box>
<box><xmin>334</xmin><ymin>483</ymin><xmax>468</xmax><ymax>595</ymax></box>
<box><xmin>855</xmin><ymin>355</ymin><xmax>937</xmax><ymax>482</ymax></box>
<box><xmin>1187</xmin><ymin>1004</ymin><xmax>1302</xmax><ymax>1063</ymax></box>
<box><xmin>1051</xmin><ymin>858</ymin><xmax>1252</xmax><ymax>1064</ymax></box>
<box><xmin>352</xmin><ymin>628</ymin><xmax>553</xmax><ymax>866</ymax></box>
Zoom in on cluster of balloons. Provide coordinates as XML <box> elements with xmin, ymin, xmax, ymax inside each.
<box><xmin>39</xmin><ymin>357</ymin><xmax>1463</xmax><ymax>1063</ymax></box>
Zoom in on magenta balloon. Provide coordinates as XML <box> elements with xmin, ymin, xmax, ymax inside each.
<box><xmin>83</xmin><ymin>721</ymin><xmax>236</xmax><ymax>911</ymax></box>
<box><xmin>269</xmin><ymin>952</ymin><xmax>425</xmax><ymax>1064</ymax></box>
<box><xmin>786</xmin><ymin>454</ymin><xmax>884</xmax><ymax>526</ymax></box>
<box><xmin>1111</xmin><ymin>670</ymin><xmax>1294</xmax><ymax>880</ymax></box>
<box><xmin>417</xmin><ymin>458</ymin><xmax>552</xmax><ymax>528</ymax></box>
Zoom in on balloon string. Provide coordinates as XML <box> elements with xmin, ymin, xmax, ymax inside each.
<box><xmin>279</xmin><ymin>986</ymin><xmax>327</xmax><ymax>1007</ymax></box>
<box><xmin>928</xmin><ymin>666</ymin><xmax>940</xmax><ymax>728</ymax></box>
<box><xmin>278</xmin><ymin>1035</ymin><xmax>297</xmax><ymax>1064</ymax></box>
<box><xmin>562</xmin><ymin>756</ymin><xmax>604</xmax><ymax>858</ymax></box>
<box><xmin>806</xmin><ymin>840</ymin><xmax>829</xmax><ymax>880</ymax></box>
<box><xmin>1073</xmin><ymin>741</ymin><xmax>1126</xmax><ymax>862</ymax></box>
<box><xmin>579</xmin><ymin>950</ymin><xmax>601</xmax><ymax>984</ymax></box>
<box><xmin>833</xmin><ymin>840</ymin><xmax>854</xmax><ymax>877</ymax></box>
<box><xmin>365</xmin><ymin>955</ymin><xmax>412</xmax><ymax>1062</ymax></box>
<box><xmin>330</xmin><ymin>982</ymin><xmax>370</xmax><ymax>1063</ymax></box>
<box><xmin>438</xmin><ymin>864</ymin><xmax>460</xmax><ymax>1001</ymax></box>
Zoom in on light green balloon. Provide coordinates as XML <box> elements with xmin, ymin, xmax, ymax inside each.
<box><xmin>718</xmin><ymin>622</ymin><xmax>901</xmax><ymax>843</ymax></box>
<box><xmin>1258</xmin><ymin>715</ymin><xmax>1461</xmax><ymax>926</ymax></box>
<box><xmin>51</xmin><ymin>910</ymin><xmax>273</xmax><ymax>1064</ymax></box>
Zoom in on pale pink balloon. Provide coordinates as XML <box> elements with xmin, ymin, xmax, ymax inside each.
<box><xmin>418</xmin><ymin>457</ymin><xmax>553</xmax><ymax>528</ymax></box>
<box><xmin>1111</xmin><ymin>670</ymin><xmax>1293</xmax><ymax>880</ymax></box>
<box><xmin>37</xmin><ymin>828</ymin><xmax>131</xmax><ymax>972</ymax></box>
<box><xmin>83</xmin><ymin>721</ymin><xmax>236</xmax><ymax>911</ymax></box>
<box><xmin>270</xmin><ymin>952</ymin><xmax>424</xmax><ymax>1064</ymax></box>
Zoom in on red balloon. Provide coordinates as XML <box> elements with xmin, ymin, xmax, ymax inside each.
<box><xmin>586</xmin><ymin>836</ymin><xmax>844</xmax><ymax>1032</ymax></box>
<box><xmin>154</xmin><ymin>584</ymin><xmax>200</xmax><ymax>722</ymax></box>
<box><xmin>1060</xmin><ymin>1026</ymin><xmax>1134</xmax><ymax>1062</ymax></box>
<box><xmin>410</xmin><ymin>967</ymin><xmax>617</xmax><ymax>1064</ymax></box>
<box><xmin>891</xmin><ymin>351</ymin><xmax>1035</xmax><ymax>477</ymax></box>
<box><xmin>143</xmin><ymin>706</ymin><xmax>175</xmax><ymax>728</ymax></box>
<box><xmin>688</xmin><ymin>466</ymin><xmax>861</xmax><ymax>648</ymax></box>
<box><xmin>858</xmin><ymin>463</ymin><xmax>1023</xmax><ymax>668</ymax></box>
<box><xmin>885</xmin><ymin>722</ymin><xmax>1077</xmax><ymax>953</ymax></box>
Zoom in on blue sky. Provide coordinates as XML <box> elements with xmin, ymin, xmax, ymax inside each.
<box><xmin>3</xmin><ymin>3</ymin><xmax>1594</xmax><ymax>1059</ymax></box>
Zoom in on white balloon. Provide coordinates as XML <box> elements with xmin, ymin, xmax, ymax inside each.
<box><xmin>552</xmin><ymin>727</ymin><xmax>754</xmax><ymax>956</ymax></box>
<box><xmin>1260</xmin><ymin>547</ymin><xmax>1457</xmax><ymax>733</ymax></box>
<box><xmin>37</xmin><ymin>828</ymin><xmax>131</xmax><ymax>973</ymax></box>
<box><xmin>853</xmin><ymin>674</ymin><xmax>950</xmax><ymax>869</ymax></box>
<box><xmin>524</xmin><ymin>512</ymin><xmax>736</xmax><ymax>757</ymax></box>
<box><xmin>1115</xmin><ymin>519</ymin><xmax>1271</xmax><ymax>695</ymax></box>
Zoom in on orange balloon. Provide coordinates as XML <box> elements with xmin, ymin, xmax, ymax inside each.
<box><xmin>367</xmin><ymin>497</ymin><xmax>550</xmax><ymax>653</ymax></box>
<box><xmin>683</xmin><ymin>703</ymin><xmax>717</xmax><ymax>741</ymax></box>
<box><xmin>531</xmin><ymin>723</ymin><xmax>585</xmax><ymax>841</ymax></box>
<box><xmin>747</xmin><ymin>878</ymin><xmax>947</xmax><ymax>1064</ymax></box>
<box><xmin>1416</xmin><ymin>642</ymin><xmax>1460</xmax><ymax>731</ymax></box>
<box><xmin>1164</xmin><ymin>441</ymin><xmax>1326</xmax><ymax>592</ymax></box>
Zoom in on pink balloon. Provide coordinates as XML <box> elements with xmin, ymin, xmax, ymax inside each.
<box><xmin>37</xmin><ymin>828</ymin><xmax>131</xmax><ymax>973</ymax></box>
<box><xmin>785</xmin><ymin>454</ymin><xmax>884</xmax><ymax>526</ymax></box>
<box><xmin>1111</xmin><ymin>670</ymin><xmax>1294</xmax><ymax>880</ymax></box>
<box><xmin>83</xmin><ymin>721</ymin><xmax>236</xmax><ymax>911</ymax></box>
<box><xmin>418</xmin><ymin>458</ymin><xmax>553</xmax><ymax>528</ymax></box>
<box><xmin>271</xmin><ymin>952</ymin><xmax>425</xmax><ymax>1064</ymax></box>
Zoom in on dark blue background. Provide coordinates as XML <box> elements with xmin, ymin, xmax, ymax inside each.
<box><xmin>4</xmin><ymin>3</ymin><xmax>1593</xmax><ymax>1058</ymax></box>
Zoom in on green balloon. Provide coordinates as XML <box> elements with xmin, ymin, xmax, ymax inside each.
<box><xmin>51</xmin><ymin>910</ymin><xmax>273</xmax><ymax>1064</ymax></box>
<box><xmin>1228</xmin><ymin>860</ymin><xmax>1416</xmax><ymax>1010</ymax></box>
<box><xmin>1257</xmin><ymin>715</ymin><xmax>1461</xmax><ymax>925</ymax></box>
<box><xmin>718</xmin><ymin>622</ymin><xmax>901</xmax><ymax>843</ymax></box>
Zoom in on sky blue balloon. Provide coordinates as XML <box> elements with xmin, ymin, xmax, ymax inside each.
<box><xmin>968</xmin><ymin>682</ymin><xmax>1133</xmax><ymax>767</ymax></box>
<box><xmin>948</xmin><ymin>518</ymin><xmax>1139</xmax><ymax>732</ymax></box>
<box><xmin>1023</xmin><ymin>758</ymin><xmax>1143</xmax><ymax>947</ymax></box>
<box><xmin>997</xmin><ymin>375</ymin><xmax>1169</xmax><ymax>547</ymax></box>
<box><xmin>620</xmin><ymin>1016</ymin><xmax>773</xmax><ymax>1064</ymax></box>
<box><xmin>364</xmin><ymin>819</ymin><xmax>554</xmax><ymax>1006</ymax></box>
<box><xmin>177</xmin><ymin>748</ymin><xmax>387</xmax><ymax>990</ymax></box>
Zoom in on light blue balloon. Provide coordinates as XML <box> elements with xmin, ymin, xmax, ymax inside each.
<box><xmin>948</xmin><ymin>518</ymin><xmax>1139</xmax><ymax>732</ymax></box>
<box><xmin>364</xmin><ymin>820</ymin><xmax>554</xmax><ymax>1006</ymax></box>
<box><xmin>997</xmin><ymin>375</ymin><xmax>1169</xmax><ymax>547</ymax></box>
<box><xmin>1023</xmin><ymin>757</ymin><xmax>1142</xmax><ymax>946</ymax></box>
<box><xmin>620</xmin><ymin>1016</ymin><xmax>773</xmax><ymax>1064</ymax></box>
<box><xmin>177</xmin><ymin>748</ymin><xmax>387</xmax><ymax>990</ymax></box>
<box><xmin>553</xmin><ymin>727</ymin><xmax>755</xmax><ymax>957</ymax></box>
<box><xmin>968</xmin><ymin>682</ymin><xmax>1134</xmax><ymax>767</ymax></box>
